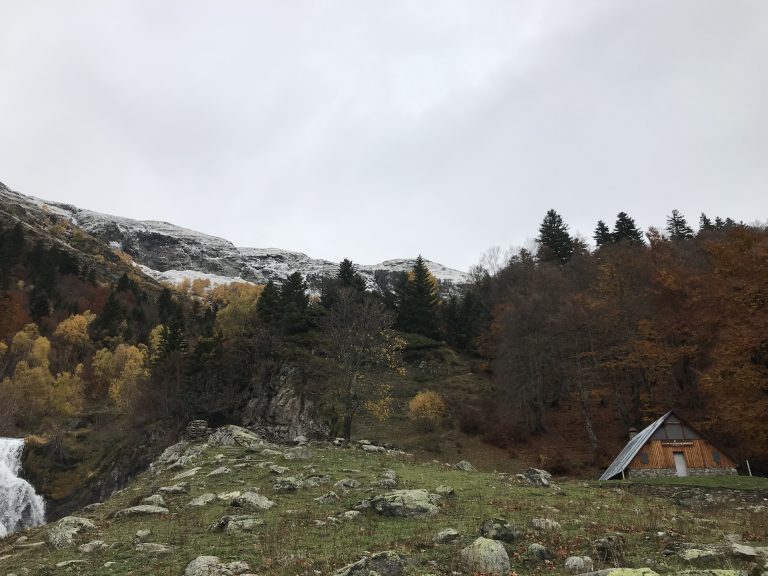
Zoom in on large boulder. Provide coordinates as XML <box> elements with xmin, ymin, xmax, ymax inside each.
<box><xmin>332</xmin><ymin>550</ymin><xmax>408</xmax><ymax>576</ymax></box>
<box><xmin>46</xmin><ymin>516</ymin><xmax>96</xmax><ymax>548</ymax></box>
<box><xmin>460</xmin><ymin>537</ymin><xmax>511</xmax><ymax>575</ymax></box>
<box><xmin>363</xmin><ymin>490</ymin><xmax>441</xmax><ymax>518</ymax></box>
<box><xmin>565</xmin><ymin>556</ymin><xmax>594</xmax><ymax>573</ymax></box>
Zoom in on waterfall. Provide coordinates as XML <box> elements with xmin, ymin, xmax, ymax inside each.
<box><xmin>0</xmin><ymin>438</ymin><xmax>46</xmax><ymax>538</ymax></box>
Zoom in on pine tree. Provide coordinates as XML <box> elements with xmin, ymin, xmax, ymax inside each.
<box><xmin>337</xmin><ymin>258</ymin><xmax>366</xmax><ymax>291</ymax></box>
<box><xmin>256</xmin><ymin>280</ymin><xmax>283</xmax><ymax>325</ymax></box>
<box><xmin>537</xmin><ymin>209</ymin><xmax>573</xmax><ymax>264</ymax></box>
<box><xmin>395</xmin><ymin>256</ymin><xmax>441</xmax><ymax>339</ymax></box>
<box><xmin>699</xmin><ymin>213</ymin><xmax>714</xmax><ymax>232</ymax></box>
<box><xmin>280</xmin><ymin>272</ymin><xmax>310</xmax><ymax>334</ymax></box>
<box><xmin>612</xmin><ymin>212</ymin><xmax>644</xmax><ymax>244</ymax></box>
<box><xmin>665</xmin><ymin>209</ymin><xmax>694</xmax><ymax>240</ymax></box>
<box><xmin>593</xmin><ymin>220</ymin><xmax>612</xmax><ymax>247</ymax></box>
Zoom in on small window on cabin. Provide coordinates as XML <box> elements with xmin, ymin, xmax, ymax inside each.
<box><xmin>640</xmin><ymin>452</ymin><xmax>649</xmax><ymax>464</ymax></box>
<box><xmin>712</xmin><ymin>450</ymin><xmax>721</xmax><ymax>464</ymax></box>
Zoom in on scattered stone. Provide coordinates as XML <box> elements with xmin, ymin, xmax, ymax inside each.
<box><xmin>158</xmin><ymin>483</ymin><xmax>189</xmax><ymax>495</ymax></box>
<box><xmin>185</xmin><ymin>419</ymin><xmax>210</xmax><ymax>439</ymax></box>
<box><xmin>371</xmin><ymin>478</ymin><xmax>397</xmax><ymax>489</ymax></box>
<box><xmin>217</xmin><ymin>491</ymin><xmax>242</xmax><ymax>501</ymax></box>
<box><xmin>261</xmin><ymin>448</ymin><xmax>283</xmax><ymax>458</ymax></box>
<box><xmin>189</xmin><ymin>493</ymin><xmax>217</xmax><ymax>507</ymax></box>
<box><xmin>208</xmin><ymin>515</ymin><xmax>264</xmax><ymax>533</ymax></box>
<box><xmin>380</xmin><ymin>469</ymin><xmax>397</xmax><ymax>480</ymax></box>
<box><xmin>481</xmin><ymin>518</ymin><xmax>522</xmax><ymax>542</ymax></box>
<box><xmin>331</xmin><ymin>550</ymin><xmax>407</xmax><ymax>576</ymax></box>
<box><xmin>207</xmin><ymin>466</ymin><xmax>231</xmax><ymax>477</ymax></box>
<box><xmin>172</xmin><ymin>467</ymin><xmax>202</xmax><ymax>481</ymax></box>
<box><xmin>231</xmin><ymin>491</ymin><xmax>276</xmax><ymax>511</ymax></box>
<box><xmin>565</xmin><ymin>556</ymin><xmax>594</xmax><ymax>573</ymax></box>
<box><xmin>114</xmin><ymin>505</ymin><xmax>169</xmax><ymax>519</ymax></box>
<box><xmin>730</xmin><ymin>543</ymin><xmax>768</xmax><ymax>559</ymax></box>
<box><xmin>314</xmin><ymin>492</ymin><xmax>340</xmax><ymax>505</ymax></box>
<box><xmin>528</xmin><ymin>543</ymin><xmax>554</xmax><ymax>561</ymax></box>
<box><xmin>206</xmin><ymin>425</ymin><xmax>261</xmax><ymax>448</ymax></box>
<box><xmin>183</xmin><ymin>555</ymin><xmax>252</xmax><ymax>576</ymax></box>
<box><xmin>269</xmin><ymin>465</ymin><xmax>290</xmax><ymax>475</ymax></box>
<box><xmin>518</xmin><ymin>468</ymin><xmax>552</xmax><ymax>487</ymax></box>
<box><xmin>358</xmin><ymin>440</ymin><xmax>372</xmax><ymax>446</ymax></box>
<box><xmin>46</xmin><ymin>516</ymin><xmax>96</xmax><ymax>548</ymax></box>
<box><xmin>362</xmin><ymin>489</ymin><xmax>441</xmax><ymax>518</ymax></box>
<box><xmin>531</xmin><ymin>518</ymin><xmax>561</xmax><ymax>531</ymax></box>
<box><xmin>333</xmin><ymin>438</ymin><xmax>346</xmax><ymax>446</ymax></box>
<box><xmin>594</xmin><ymin>533</ymin><xmax>626</xmax><ymax>562</ymax></box>
<box><xmin>292</xmin><ymin>434</ymin><xmax>308</xmax><ymax>444</ymax></box>
<box><xmin>273</xmin><ymin>476</ymin><xmax>304</xmax><ymax>492</ymax></box>
<box><xmin>55</xmin><ymin>560</ymin><xmax>88</xmax><ymax>568</ymax></box>
<box><xmin>434</xmin><ymin>528</ymin><xmax>460</xmax><ymax>544</ymax></box>
<box><xmin>677</xmin><ymin>547</ymin><xmax>720</xmax><ymax>562</ymax></box>
<box><xmin>141</xmin><ymin>494</ymin><xmax>166</xmax><ymax>507</ymax></box>
<box><xmin>135</xmin><ymin>542</ymin><xmax>172</xmax><ymax>555</ymax></box>
<box><xmin>134</xmin><ymin>529</ymin><xmax>152</xmax><ymax>542</ymax></box>
<box><xmin>338</xmin><ymin>511</ymin><xmax>361</xmax><ymax>521</ymax></box>
<box><xmin>283</xmin><ymin>446</ymin><xmax>312</xmax><ymax>460</ymax></box>
<box><xmin>334</xmin><ymin>478</ymin><xmax>361</xmax><ymax>491</ymax></box>
<box><xmin>724</xmin><ymin>534</ymin><xmax>742</xmax><ymax>545</ymax></box>
<box><xmin>82</xmin><ymin>502</ymin><xmax>103</xmax><ymax>512</ymax></box>
<box><xmin>454</xmin><ymin>460</ymin><xmax>476</xmax><ymax>472</ymax></box>
<box><xmin>362</xmin><ymin>444</ymin><xmax>386</xmax><ymax>453</ymax></box>
<box><xmin>460</xmin><ymin>537</ymin><xmax>511</xmax><ymax>575</ymax></box>
<box><xmin>435</xmin><ymin>485</ymin><xmax>455</xmax><ymax>497</ymax></box>
<box><xmin>78</xmin><ymin>540</ymin><xmax>106</xmax><ymax>553</ymax></box>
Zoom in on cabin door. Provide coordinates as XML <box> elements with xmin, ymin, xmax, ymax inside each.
<box><xmin>673</xmin><ymin>452</ymin><xmax>688</xmax><ymax>477</ymax></box>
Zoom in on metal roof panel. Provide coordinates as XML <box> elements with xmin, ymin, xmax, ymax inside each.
<box><xmin>598</xmin><ymin>411</ymin><xmax>672</xmax><ymax>480</ymax></box>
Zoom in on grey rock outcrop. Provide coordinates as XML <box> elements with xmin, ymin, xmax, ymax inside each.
<box><xmin>360</xmin><ymin>489</ymin><xmax>441</xmax><ymax>518</ymax></box>
<box><xmin>231</xmin><ymin>491</ymin><xmax>275</xmax><ymax>511</ymax></box>
<box><xmin>46</xmin><ymin>517</ymin><xmax>96</xmax><ymax>548</ymax></box>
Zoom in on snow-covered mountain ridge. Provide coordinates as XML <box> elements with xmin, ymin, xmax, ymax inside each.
<box><xmin>0</xmin><ymin>183</ymin><xmax>469</xmax><ymax>292</ymax></box>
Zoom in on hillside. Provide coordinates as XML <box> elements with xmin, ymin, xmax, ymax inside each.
<box><xmin>0</xmin><ymin>182</ymin><xmax>469</xmax><ymax>293</ymax></box>
<box><xmin>2</xmin><ymin>424</ymin><xmax>768</xmax><ymax>575</ymax></box>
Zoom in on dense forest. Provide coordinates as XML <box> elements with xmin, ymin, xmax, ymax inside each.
<box><xmin>1</xmin><ymin>207</ymin><xmax>767</xmax><ymax>481</ymax></box>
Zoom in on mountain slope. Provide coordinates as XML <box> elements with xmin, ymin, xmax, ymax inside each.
<box><xmin>0</xmin><ymin>182</ymin><xmax>469</xmax><ymax>291</ymax></box>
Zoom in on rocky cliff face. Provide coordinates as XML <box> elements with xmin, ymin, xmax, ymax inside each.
<box><xmin>0</xmin><ymin>182</ymin><xmax>468</xmax><ymax>292</ymax></box>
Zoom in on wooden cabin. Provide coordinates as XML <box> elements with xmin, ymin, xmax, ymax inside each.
<box><xmin>600</xmin><ymin>411</ymin><xmax>737</xmax><ymax>480</ymax></box>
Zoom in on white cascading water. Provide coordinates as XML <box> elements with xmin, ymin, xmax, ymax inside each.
<box><xmin>0</xmin><ymin>438</ymin><xmax>46</xmax><ymax>538</ymax></box>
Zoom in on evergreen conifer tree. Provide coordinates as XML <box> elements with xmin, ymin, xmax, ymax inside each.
<box><xmin>699</xmin><ymin>213</ymin><xmax>714</xmax><ymax>232</ymax></box>
<box><xmin>665</xmin><ymin>209</ymin><xmax>694</xmax><ymax>240</ymax></box>
<box><xmin>256</xmin><ymin>280</ymin><xmax>283</xmax><ymax>325</ymax></box>
<box><xmin>395</xmin><ymin>256</ymin><xmax>441</xmax><ymax>339</ymax></box>
<box><xmin>612</xmin><ymin>212</ymin><xmax>644</xmax><ymax>244</ymax></box>
<box><xmin>280</xmin><ymin>272</ymin><xmax>310</xmax><ymax>334</ymax></box>
<box><xmin>537</xmin><ymin>209</ymin><xmax>574</xmax><ymax>264</ymax></box>
<box><xmin>337</xmin><ymin>258</ymin><xmax>366</xmax><ymax>291</ymax></box>
<box><xmin>593</xmin><ymin>220</ymin><xmax>612</xmax><ymax>247</ymax></box>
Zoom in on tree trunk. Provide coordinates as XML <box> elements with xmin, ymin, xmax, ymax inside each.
<box><xmin>342</xmin><ymin>413</ymin><xmax>353</xmax><ymax>441</ymax></box>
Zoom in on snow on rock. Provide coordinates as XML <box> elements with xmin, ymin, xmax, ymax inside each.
<box><xmin>0</xmin><ymin>182</ymin><xmax>469</xmax><ymax>293</ymax></box>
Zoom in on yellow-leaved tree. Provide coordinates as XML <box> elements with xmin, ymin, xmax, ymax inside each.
<box><xmin>91</xmin><ymin>344</ymin><xmax>149</xmax><ymax>410</ymax></box>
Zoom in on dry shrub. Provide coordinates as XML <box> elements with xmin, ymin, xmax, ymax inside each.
<box><xmin>408</xmin><ymin>390</ymin><xmax>446</xmax><ymax>431</ymax></box>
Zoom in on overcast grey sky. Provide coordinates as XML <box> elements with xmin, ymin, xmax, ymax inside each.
<box><xmin>1</xmin><ymin>1</ymin><xmax>766</xmax><ymax>271</ymax></box>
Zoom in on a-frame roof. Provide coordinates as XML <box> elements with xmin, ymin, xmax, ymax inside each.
<box><xmin>599</xmin><ymin>411</ymin><xmax>672</xmax><ymax>481</ymax></box>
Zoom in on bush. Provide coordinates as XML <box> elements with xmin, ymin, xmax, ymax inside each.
<box><xmin>408</xmin><ymin>390</ymin><xmax>446</xmax><ymax>431</ymax></box>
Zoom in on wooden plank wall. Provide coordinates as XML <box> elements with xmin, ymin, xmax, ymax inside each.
<box><xmin>629</xmin><ymin>439</ymin><xmax>735</xmax><ymax>470</ymax></box>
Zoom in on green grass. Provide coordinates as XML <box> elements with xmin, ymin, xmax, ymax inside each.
<box><xmin>625</xmin><ymin>475</ymin><xmax>768</xmax><ymax>491</ymax></box>
<box><xmin>2</xmin><ymin>436</ymin><xmax>768</xmax><ymax>576</ymax></box>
